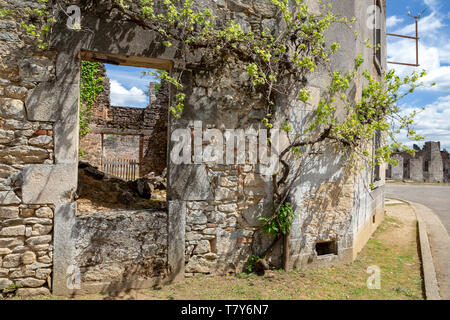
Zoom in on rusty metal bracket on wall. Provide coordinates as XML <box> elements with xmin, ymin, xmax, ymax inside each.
<box><xmin>387</xmin><ymin>16</ymin><xmax>420</xmax><ymax>67</ymax></box>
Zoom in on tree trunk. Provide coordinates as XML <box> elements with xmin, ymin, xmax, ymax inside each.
<box><xmin>283</xmin><ymin>232</ymin><xmax>291</xmax><ymax>272</ymax></box>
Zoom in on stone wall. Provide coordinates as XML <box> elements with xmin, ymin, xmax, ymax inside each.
<box><xmin>423</xmin><ymin>142</ymin><xmax>443</xmax><ymax>183</ymax></box>
<box><xmin>0</xmin><ymin>0</ymin><xmax>387</xmax><ymax>296</ymax></box>
<box><xmin>71</xmin><ymin>209</ymin><xmax>168</xmax><ymax>294</ymax></box>
<box><xmin>0</xmin><ymin>3</ymin><xmax>58</xmax><ymax>295</ymax></box>
<box><xmin>410</xmin><ymin>157</ymin><xmax>424</xmax><ymax>182</ymax></box>
<box><xmin>79</xmin><ymin>133</ymin><xmax>102</xmax><ymax>168</ymax></box>
<box><xmin>391</xmin><ymin>154</ymin><xmax>404</xmax><ymax>180</ymax></box>
<box><xmin>387</xmin><ymin>142</ymin><xmax>446</xmax><ymax>182</ymax></box>
<box><xmin>168</xmin><ymin>0</ymin><xmax>387</xmax><ymax>275</ymax></box>
<box><xmin>103</xmin><ymin>135</ymin><xmax>140</xmax><ymax>160</ymax></box>
<box><xmin>442</xmin><ymin>151</ymin><xmax>450</xmax><ymax>182</ymax></box>
<box><xmin>0</xmin><ymin>205</ymin><xmax>54</xmax><ymax>297</ymax></box>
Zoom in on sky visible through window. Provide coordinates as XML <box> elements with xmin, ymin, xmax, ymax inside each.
<box><xmin>105</xmin><ymin>63</ymin><xmax>160</xmax><ymax>108</ymax></box>
<box><xmin>387</xmin><ymin>0</ymin><xmax>450</xmax><ymax>150</ymax></box>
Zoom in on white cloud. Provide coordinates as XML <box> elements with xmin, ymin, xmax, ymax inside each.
<box><xmin>424</xmin><ymin>0</ymin><xmax>439</xmax><ymax>11</ymax></box>
<box><xmin>110</xmin><ymin>80</ymin><xmax>147</xmax><ymax>107</ymax></box>
<box><xmin>387</xmin><ymin>8</ymin><xmax>450</xmax><ymax>91</ymax></box>
<box><xmin>392</xmin><ymin>12</ymin><xmax>444</xmax><ymax>37</ymax></box>
<box><xmin>387</xmin><ymin>1</ymin><xmax>450</xmax><ymax>150</ymax></box>
<box><xmin>396</xmin><ymin>95</ymin><xmax>450</xmax><ymax>150</ymax></box>
<box><xmin>386</xmin><ymin>15</ymin><xmax>404</xmax><ymax>28</ymax></box>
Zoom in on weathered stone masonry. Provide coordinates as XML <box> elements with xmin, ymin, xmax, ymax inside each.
<box><xmin>0</xmin><ymin>0</ymin><xmax>386</xmax><ymax>296</ymax></box>
<box><xmin>387</xmin><ymin>141</ymin><xmax>450</xmax><ymax>183</ymax></box>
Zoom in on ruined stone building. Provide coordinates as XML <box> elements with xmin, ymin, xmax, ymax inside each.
<box><xmin>0</xmin><ymin>0</ymin><xmax>387</xmax><ymax>296</ymax></box>
<box><xmin>79</xmin><ymin>63</ymin><xmax>168</xmax><ymax>177</ymax></box>
<box><xmin>386</xmin><ymin>141</ymin><xmax>450</xmax><ymax>183</ymax></box>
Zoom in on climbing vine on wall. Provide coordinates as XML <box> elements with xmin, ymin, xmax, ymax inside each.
<box><xmin>17</xmin><ymin>0</ymin><xmax>433</xmax><ymax>269</ymax></box>
<box><xmin>79</xmin><ymin>61</ymin><xmax>105</xmax><ymax>138</ymax></box>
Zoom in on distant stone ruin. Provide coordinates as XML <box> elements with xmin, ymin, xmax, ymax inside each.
<box><xmin>79</xmin><ymin>63</ymin><xmax>168</xmax><ymax>177</ymax></box>
<box><xmin>386</xmin><ymin>141</ymin><xmax>450</xmax><ymax>183</ymax></box>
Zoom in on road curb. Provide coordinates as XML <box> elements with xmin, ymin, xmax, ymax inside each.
<box><xmin>401</xmin><ymin>200</ymin><xmax>441</xmax><ymax>300</ymax></box>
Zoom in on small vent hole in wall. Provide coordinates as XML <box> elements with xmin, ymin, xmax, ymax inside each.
<box><xmin>315</xmin><ymin>241</ymin><xmax>338</xmax><ymax>256</ymax></box>
<box><xmin>373</xmin><ymin>215</ymin><xmax>376</xmax><ymax>224</ymax></box>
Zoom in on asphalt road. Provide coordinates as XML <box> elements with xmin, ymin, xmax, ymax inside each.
<box><xmin>386</xmin><ymin>183</ymin><xmax>450</xmax><ymax>235</ymax></box>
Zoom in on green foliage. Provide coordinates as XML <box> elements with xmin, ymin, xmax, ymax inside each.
<box><xmin>0</xmin><ymin>8</ymin><xmax>12</xmax><ymax>17</ymax></box>
<box><xmin>80</xmin><ymin>61</ymin><xmax>104</xmax><ymax>138</ymax></box>
<box><xmin>21</xmin><ymin>0</ymin><xmax>430</xmax><ymax>242</ymax></box>
<box><xmin>2</xmin><ymin>282</ymin><xmax>22</xmax><ymax>295</ymax></box>
<box><xmin>19</xmin><ymin>0</ymin><xmax>54</xmax><ymax>49</ymax></box>
<box><xmin>245</xmin><ymin>255</ymin><xmax>261</xmax><ymax>274</ymax></box>
<box><xmin>259</xmin><ymin>202</ymin><xmax>295</xmax><ymax>238</ymax></box>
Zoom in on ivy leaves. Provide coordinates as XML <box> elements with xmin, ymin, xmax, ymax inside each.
<box><xmin>259</xmin><ymin>202</ymin><xmax>295</xmax><ymax>238</ymax></box>
<box><xmin>80</xmin><ymin>61</ymin><xmax>105</xmax><ymax>138</ymax></box>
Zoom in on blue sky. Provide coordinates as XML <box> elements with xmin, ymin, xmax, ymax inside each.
<box><xmin>387</xmin><ymin>0</ymin><xmax>450</xmax><ymax>150</ymax></box>
<box><xmin>105</xmin><ymin>64</ymin><xmax>159</xmax><ymax>108</ymax></box>
<box><xmin>104</xmin><ymin>0</ymin><xmax>449</xmax><ymax>149</ymax></box>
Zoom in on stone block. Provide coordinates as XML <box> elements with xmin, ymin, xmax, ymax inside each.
<box><xmin>242</xmin><ymin>198</ymin><xmax>272</xmax><ymax>227</ymax></box>
<box><xmin>0</xmin><ymin>268</ymin><xmax>8</xmax><ymax>277</ymax></box>
<box><xmin>52</xmin><ymin>203</ymin><xmax>77</xmax><ymax>296</ymax></box>
<box><xmin>19</xmin><ymin>57</ymin><xmax>54</xmax><ymax>82</ymax></box>
<box><xmin>28</xmin><ymin>135</ymin><xmax>52</xmax><ymax>147</ymax></box>
<box><xmin>35</xmin><ymin>268</ymin><xmax>51</xmax><ymax>280</ymax></box>
<box><xmin>0</xmin><ymin>225</ymin><xmax>25</xmax><ymax>236</ymax></box>
<box><xmin>0</xmin><ymin>129</ymin><xmax>14</xmax><ymax>144</ymax></box>
<box><xmin>167</xmin><ymin>200</ymin><xmax>186</xmax><ymax>281</ymax></box>
<box><xmin>21</xmin><ymin>164</ymin><xmax>77</xmax><ymax>204</ymax></box>
<box><xmin>0</xmin><ymin>207</ymin><xmax>19</xmax><ymax>219</ymax></box>
<box><xmin>0</xmin><ymin>98</ymin><xmax>25</xmax><ymax>120</ymax></box>
<box><xmin>54</xmin><ymin>120</ymin><xmax>78</xmax><ymax>164</ymax></box>
<box><xmin>0</xmin><ymin>31</ymin><xmax>19</xmax><ymax>42</ymax></box>
<box><xmin>4</xmin><ymin>85</ymin><xmax>28</xmax><ymax>100</ymax></box>
<box><xmin>25</xmin><ymin>80</ymin><xmax>78</xmax><ymax>123</ymax></box>
<box><xmin>185</xmin><ymin>256</ymin><xmax>216</xmax><ymax>273</ymax></box>
<box><xmin>9</xmin><ymin>269</ymin><xmax>35</xmax><ymax>279</ymax></box>
<box><xmin>26</xmin><ymin>235</ymin><xmax>52</xmax><ymax>247</ymax></box>
<box><xmin>0</xmin><ymin>248</ymin><xmax>12</xmax><ymax>255</ymax></box>
<box><xmin>187</xmin><ymin>211</ymin><xmax>207</xmax><ymax>225</ymax></box>
<box><xmin>0</xmin><ymin>145</ymin><xmax>49</xmax><ymax>165</ymax></box>
<box><xmin>169</xmin><ymin>164</ymin><xmax>213</xmax><ymax>201</ymax></box>
<box><xmin>0</xmin><ymin>164</ymin><xmax>20</xmax><ymax>179</ymax></box>
<box><xmin>35</xmin><ymin>207</ymin><xmax>53</xmax><ymax>219</ymax></box>
<box><xmin>16</xmin><ymin>287</ymin><xmax>50</xmax><ymax>297</ymax></box>
<box><xmin>17</xmin><ymin>278</ymin><xmax>45</xmax><ymax>288</ymax></box>
<box><xmin>0</xmin><ymin>278</ymin><xmax>13</xmax><ymax>290</ymax></box>
<box><xmin>2</xmin><ymin>253</ymin><xmax>21</xmax><ymax>268</ymax></box>
<box><xmin>21</xmin><ymin>251</ymin><xmax>36</xmax><ymax>265</ymax></box>
<box><xmin>0</xmin><ymin>191</ymin><xmax>20</xmax><ymax>204</ymax></box>
<box><xmin>193</xmin><ymin>240</ymin><xmax>211</xmax><ymax>254</ymax></box>
<box><xmin>0</xmin><ymin>238</ymin><xmax>24</xmax><ymax>248</ymax></box>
